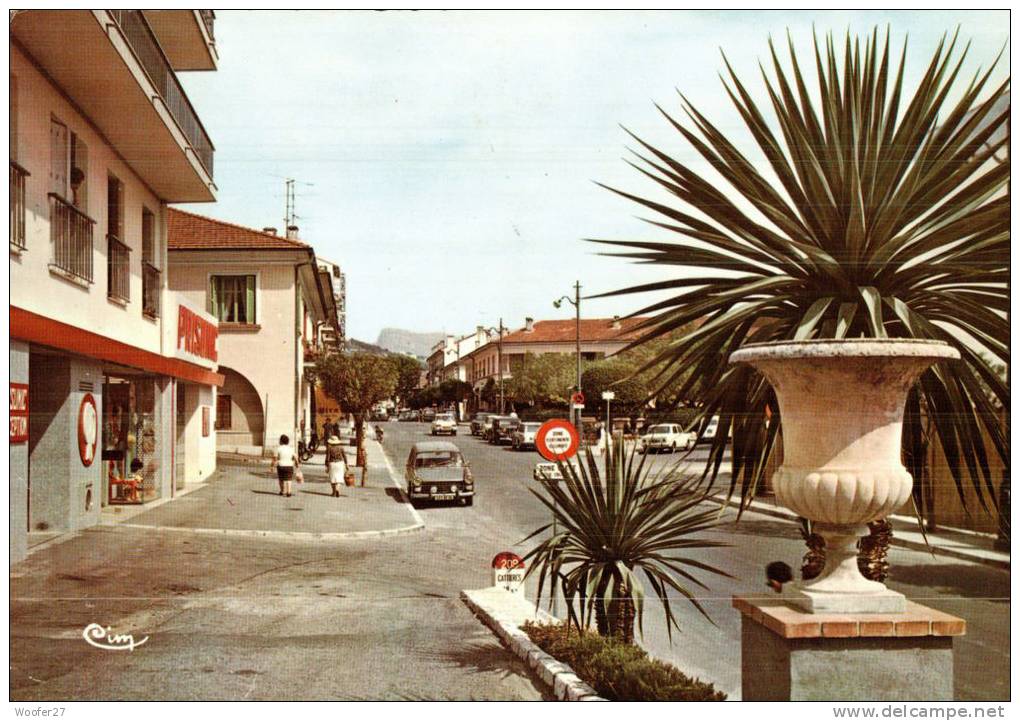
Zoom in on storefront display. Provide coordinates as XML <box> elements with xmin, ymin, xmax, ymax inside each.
<box><xmin>103</xmin><ymin>375</ymin><xmax>160</xmax><ymax>504</ymax></box>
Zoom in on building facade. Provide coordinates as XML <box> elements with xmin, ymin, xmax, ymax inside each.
<box><xmin>167</xmin><ymin>210</ymin><xmax>339</xmax><ymax>455</ymax></box>
<box><xmin>464</xmin><ymin>316</ymin><xmax>646</xmax><ymax>411</ymax></box>
<box><xmin>9</xmin><ymin>10</ymin><xmax>222</xmax><ymax>564</ymax></box>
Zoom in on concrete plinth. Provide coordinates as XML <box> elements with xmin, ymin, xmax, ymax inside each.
<box><xmin>734</xmin><ymin>595</ymin><xmax>965</xmax><ymax>701</ymax></box>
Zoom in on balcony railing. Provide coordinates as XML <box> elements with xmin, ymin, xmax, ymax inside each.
<box><xmin>107</xmin><ymin>234</ymin><xmax>131</xmax><ymax>302</ymax></box>
<box><xmin>49</xmin><ymin>194</ymin><xmax>95</xmax><ymax>283</ymax></box>
<box><xmin>199</xmin><ymin>9</ymin><xmax>215</xmax><ymax>42</ymax></box>
<box><xmin>10</xmin><ymin>161</ymin><xmax>28</xmax><ymax>250</ymax></box>
<box><xmin>107</xmin><ymin>10</ymin><xmax>214</xmax><ymax>177</ymax></box>
<box><xmin>142</xmin><ymin>262</ymin><xmax>161</xmax><ymax>318</ymax></box>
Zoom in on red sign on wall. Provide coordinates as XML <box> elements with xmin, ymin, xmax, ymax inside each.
<box><xmin>177</xmin><ymin>305</ymin><xmax>218</xmax><ymax>363</ymax></box>
<box><xmin>10</xmin><ymin>383</ymin><xmax>29</xmax><ymax>444</ymax></box>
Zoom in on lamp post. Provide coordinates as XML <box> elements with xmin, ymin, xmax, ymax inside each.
<box><xmin>602</xmin><ymin>390</ymin><xmax>615</xmax><ymax>438</ymax></box>
<box><xmin>554</xmin><ymin>281</ymin><xmax>582</xmax><ymax>434</ymax></box>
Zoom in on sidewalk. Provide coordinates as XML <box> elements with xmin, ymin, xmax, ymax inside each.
<box><xmin>101</xmin><ymin>440</ymin><xmax>423</xmax><ymax>540</ymax></box>
<box><xmin>713</xmin><ymin>492</ymin><xmax>1010</xmax><ymax>570</ymax></box>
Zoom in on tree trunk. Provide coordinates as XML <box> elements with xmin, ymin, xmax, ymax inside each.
<box><xmin>593</xmin><ymin>576</ymin><xmax>610</xmax><ymax>636</ymax></box>
<box><xmin>354</xmin><ymin>413</ymin><xmax>367</xmax><ymax>485</ymax></box>
<box><xmin>607</xmin><ymin>581</ymin><xmax>635</xmax><ymax>644</ymax></box>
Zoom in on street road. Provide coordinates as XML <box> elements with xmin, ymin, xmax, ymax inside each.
<box><xmin>9</xmin><ymin>421</ymin><xmax>1008</xmax><ymax>700</ymax></box>
<box><xmin>385</xmin><ymin>421</ymin><xmax>1010</xmax><ymax>701</ymax></box>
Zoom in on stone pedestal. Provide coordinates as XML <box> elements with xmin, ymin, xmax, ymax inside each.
<box><xmin>734</xmin><ymin>595</ymin><xmax>965</xmax><ymax>701</ymax></box>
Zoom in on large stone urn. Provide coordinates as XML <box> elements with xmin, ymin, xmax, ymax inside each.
<box><xmin>730</xmin><ymin>339</ymin><xmax>959</xmax><ymax>613</ymax></box>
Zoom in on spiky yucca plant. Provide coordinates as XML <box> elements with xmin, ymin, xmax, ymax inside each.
<box><xmin>522</xmin><ymin>437</ymin><xmax>730</xmax><ymax>644</ymax></box>
<box><xmin>592</xmin><ymin>29</ymin><xmax>1009</xmax><ymax>532</ymax></box>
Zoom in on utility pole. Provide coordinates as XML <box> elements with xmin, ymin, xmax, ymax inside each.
<box><xmin>554</xmin><ymin>281</ymin><xmax>582</xmax><ymax>436</ymax></box>
<box><xmin>284</xmin><ymin>178</ymin><xmax>295</xmax><ymax>229</ymax></box>
<box><xmin>497</xmin><ymin>318</ymin><xmax>505</xmax><ymax>415</ymax></box>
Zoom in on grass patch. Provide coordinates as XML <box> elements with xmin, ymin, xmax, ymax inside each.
<box><xmin>522</xmin><ymin>621</ymin><xmax>726</xmax><ymax>701</ymax></box>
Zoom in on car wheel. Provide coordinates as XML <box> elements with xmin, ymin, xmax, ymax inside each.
<box><xmin>452</xmin><ymin>431</ymin><xmax>457</xmax><ymax>436</ymax></box>
<box><xmin>461</xmin><ymin>496</ymin><xmax>473</xmax><ymax>507</ymax></box>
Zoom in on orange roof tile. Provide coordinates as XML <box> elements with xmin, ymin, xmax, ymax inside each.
<box><xmin>501</xmin><ymin>317</ymin><xmax>649</xmax><ymax>344</ymax></box>
<box><xmin>168</xmin><ymin>208</ymin><xmax>310</xmax><ymax>250</ymax></box>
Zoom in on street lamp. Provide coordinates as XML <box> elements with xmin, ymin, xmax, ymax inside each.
<box><xmin>553</xmin><ymin>281</ymin><xmax>582</xmax><ymax>434</ymax></box>
<box><xmin>484</xmin><ymin>319</ymin><xmax>507</xmax><ymax>414</ymax></box>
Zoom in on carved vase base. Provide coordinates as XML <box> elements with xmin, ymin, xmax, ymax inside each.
<box><xmin>782</xmin><ymin>584</ymin><xmax>906</xmax><ymax>614</ymax></box>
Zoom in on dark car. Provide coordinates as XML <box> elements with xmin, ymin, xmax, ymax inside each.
<box><xmin>489</xmin><ymin>416</ymin><xmax>520</xmax><ymax>445</ymax></box>
<box><xmin>405</xmin><ymin>441</ymin><xmax>474</xmax><ymax>507</ymax></box>
<box><xmin>399</xmin><ymin>411</ymin><xmax>417</xmax><ymax>422</ymax></box>
<box><xmin>421</xmin><ymin>408</ymin><xmax>437</xmax><ymax>423</ymax></box>
<box><xmin>470</xmin><ymin>412</ymin><xmax>492</xmax><ymax>437</ymax></box>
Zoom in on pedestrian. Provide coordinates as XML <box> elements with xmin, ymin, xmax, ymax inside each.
<box><xmin>325</xmin><ymin>434</ymin><xmax>346</xmax><ymax>497</ymax></box>
<box><xmin>272</xmin><ymin>434</ymin><xmax>298</xmax><ymax>497</ymax></box>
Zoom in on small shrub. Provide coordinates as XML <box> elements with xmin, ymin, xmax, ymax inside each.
<box><xmin>522</xmin><ymin>621</ymin><xmax>726</xmax><ymax>702</ymax></box>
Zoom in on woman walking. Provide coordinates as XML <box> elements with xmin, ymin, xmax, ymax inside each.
<box><xmin>325</xmin><ymin>434</ymin><xmax>347</xmax><ymax>497</ymax></box>
<box><xmin>273</xmin><ymin>434</ymin><xmax>299</xmax><ymax>497</ymax></box>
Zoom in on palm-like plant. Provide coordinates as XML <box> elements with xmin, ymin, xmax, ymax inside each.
<box><xmin>591</xmin><ymin>29</ymin><xmax>1009</xmax><ymax>529</ymax></box>
<box><xmin>522</xmin><ymin>437</ymin><xmax>730</xmax><ymax>643</ymax></box>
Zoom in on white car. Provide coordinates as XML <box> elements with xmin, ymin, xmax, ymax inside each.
<box><xmin>512</xmin><ymin>422</ymin><xmax>542</xmax><ymax>451</ymax></box>
<box><xmin>700</xmin><ymin>415</ymin><xmax>720</xmax><ymax>444</ymax></box>
<box><xmin>431</xmin><ymin>412</ymin><xmax>457</xmax><ymax>436</ymax></box>
<box><xmin>639</xmin><ymin>423</ymin><xmax>695</xmax><ymax>454</ymax></box>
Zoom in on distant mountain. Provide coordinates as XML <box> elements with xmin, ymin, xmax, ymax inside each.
<box><xmin>375</xmin><ymin>328</ymin><xmax>444</xmax><ymax>359</ymax></box>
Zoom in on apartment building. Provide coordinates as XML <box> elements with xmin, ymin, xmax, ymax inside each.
<box><xmin>464</xmin><ymin>316</ymin><xmax>647</xmax><ymax>410</ymax></box>
<box><xmin>9</xmin><ymin>10</ymin><xmax>222</xmax><ymax>563</ymax></box>
<box><xmin>167</xmin><ymin>210</ymin><xmax>339</xmax><ymax>455</ymax></box>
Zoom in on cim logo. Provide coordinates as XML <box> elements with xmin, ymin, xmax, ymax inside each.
<box><xmin>177</xmin><ymin>306</ymin><xmax>218</xmax><ymax>363</ymax></box>
<box><xmin>82</xmin><ymin>623</ymin><xmax>148</xmax><ymax>652</ymax></box>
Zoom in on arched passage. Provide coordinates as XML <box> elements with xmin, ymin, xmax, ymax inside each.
<box><xmin>216</xmin><ymin>366</ymin><xmax>265</xmax><ymax>448</ymax></box>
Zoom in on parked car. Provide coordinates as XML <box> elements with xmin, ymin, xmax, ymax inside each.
<box><xmin>470</xmin><ymin>413</ymin><xmax>492</xmax><ymax>436</ymax></box>
<box><xmin>431</xmin><ymin>412</ymin><xmax>457</xmax><ymax>436</ymax></box>
<box><xmin>421</xmin><ymin>408</ymin><xmax>437</xmax><ymax>423</ymax></box>
<box><xmin>369</xmin><ymin>410</ymin><xmax>389</xmax><ymax>422</ymax></box>
<box><xmin>405</xmin><ymin>441</ymin><xmax>474</xmax><ymax>507</ymax></box>
<box><xmin>512</xmin><ymin>422</ymin><xmax>542</xmax><ymax>451</ymax></box>
<box><xmin>639</xmin><ymin>423</ymin><xmax>695</xmax><ymax>454</ymax></box>
<box><xmin>481</xmin><ymin>416</ymin><xmax>498</xmax><ymax>441</ymax></box>
<box><xmin>490</xmin><ymin>416</ymin><xmax>520</xmax><ymax>445</ymax></box>
<box><xmin>399</xmin><ymin>411</ymin><xmax>417</xmax><ymax>422</ymax></box>
<box><xmin>699</xmin><ymin>415</ymin><xmax>720</xmax><ymax>444</ymax></box>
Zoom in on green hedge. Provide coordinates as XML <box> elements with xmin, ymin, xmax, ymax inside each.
<box><xmin>522</xmin><ymin>621</ymin><xmax>726</xmax><ymax>702</ymax></box>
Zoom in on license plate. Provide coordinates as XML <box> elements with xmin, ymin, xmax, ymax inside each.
<box><xmin>432</xmin><ymin>493</ymin><xmax>455</xmax><ymax>501</ymax></box>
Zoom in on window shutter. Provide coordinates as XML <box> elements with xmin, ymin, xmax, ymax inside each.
<box><xmin>50</xmin><ymin>118</ymin><xmax>68</xmax><ymax>197</ymax></box>
<box><xmin>245</xmin><ymin>275</ymin><xmax>256</xmax><ymax>324</ymax></box>
<box><xmin>209</xmin><ymin>276</ymin><xmax>219</xmax><ymax>319</ymax></box>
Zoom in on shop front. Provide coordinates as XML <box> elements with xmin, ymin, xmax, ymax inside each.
<box><xmin>102</xmin><ymin>373</ymin><xmax>161</xmax><ymax>505</ymax></box>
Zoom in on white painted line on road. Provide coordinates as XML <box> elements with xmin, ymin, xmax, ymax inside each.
<box><xmin>376</xmin><ymin>441</ymin><xmax>426</xmax><ymax>529</ymax></box>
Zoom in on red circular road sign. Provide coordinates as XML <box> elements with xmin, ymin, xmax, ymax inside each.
<box><xmin>535</xmin><ymin>419</ymin><xmax>580</xmax><ymax>462</ymax></box>
<box><xmin>491</xmin><ymin>551</ymin><xmax>525</xmax><ymax>570</ymax></box>
<box><xmin>571</xmin><ymin>391</ymin><xmax>585</xmax><ymax>406</ymax></box>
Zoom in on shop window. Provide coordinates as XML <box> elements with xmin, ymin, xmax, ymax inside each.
<box><xmin>215</xmin><ymin>394</ymin><xmax>232</xmax><ymax>430</ymax></box>
<box><xmin>107</xmin><ymin>175</ymin><xmax>129</xmax><ymax>302</ymax></box>
<box><xmin>209</xmin><ymin>275</ymin><xmax>256</xmax><ymax>324</ymax></box>
<box><xmin>141</xmin><ymin>208</ymin><xmax>160</xmax><ymax>318</ymax></box>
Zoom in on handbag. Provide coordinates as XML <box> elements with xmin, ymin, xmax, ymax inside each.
<box><xmin>294</xmin><ymin>467</ymin><xmax>304</xmax><ymax>483</ymax></box>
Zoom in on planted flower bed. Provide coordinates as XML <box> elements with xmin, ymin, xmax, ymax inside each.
<box><xmin>522</xmin><ymin>621</ymin><xmax>726</xmax><ymax>702</ymax></box>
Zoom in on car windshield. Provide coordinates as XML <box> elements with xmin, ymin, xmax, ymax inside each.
<box><xmin>436</xmin><ymin>414</ymin><xmax>454</xmax><ymax>421</ymax></box>
<box><xmin>648</xmin><ymin>425</ymin><xmax>672</xmax><ymax>433</ymax></box>
<box><xmin>414</xmin><ymin>451</ymin><xmax>464</xmax><ymax>468</ymax></box>
<box><xmin>523</xmin><ymin>423</ymin><xmax>541</xmax><ymax>431</ymax></box>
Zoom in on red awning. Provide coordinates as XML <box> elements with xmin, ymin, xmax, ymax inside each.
<box><xmin>10</xmin><ymin>306</ymin><xmax>224</xmax><ymax>387</ymax></box>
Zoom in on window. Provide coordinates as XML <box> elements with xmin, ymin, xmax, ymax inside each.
<box><xmin>106</xmin><ymin>175</ymin><xmax>129</xmax><ymax>301</ymax></box>
<box><xmin>215</xmin><ymin>395</ymin><xmax>232</xmax><ymax>430</ymax></box>
<box><xmin>141</xmin><ymin>208</ymin><xmax>159</xmax><ymax>317</ymax></box>
<box><xmin>209</xmin><ymin>275</ymin><xmax>256</xmax><ymax>324</ymax></box>
<box><xmin>49</xmin><ymin>117</ymin><xmax>94</xmax><ymax>282</ymax></box>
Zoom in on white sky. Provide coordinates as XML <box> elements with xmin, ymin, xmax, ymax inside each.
<box><xmin>176</xmin><ymin>9</ymin><xmax>1009</xmax><ymax>343</ymax></box>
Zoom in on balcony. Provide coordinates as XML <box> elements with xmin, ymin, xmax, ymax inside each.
<box><xmin>107</xmin><ymin>234</ymin><xmax>131</xmax><ymax>302</ymax></box>
<box><xmin>10</xmin><ymin>11</ymin><xmax>215</xmax><ymax>202</ymax></box>
<box><xmin>143</xmin><ymin>10</ymin><xmax>217</xmax><ymax>71</ymax></box>
<box><xmin>49</xmin><ymin>194</ymin><xmax>95</xmax><ymax>284</ymax></box>
<box><xmin>108</xmin><ymin>10</ymin><xmax>214</xmax><ymax>176</ymax></box>
<box><xmin>143</xmin><ymin>262</ymin><xmax>161</xmax><ymax>318</ymax></box>
<box><xmin>10</xmin><ymin>162</ymin><xmax>28</xmax><ymax>250</ymax></box>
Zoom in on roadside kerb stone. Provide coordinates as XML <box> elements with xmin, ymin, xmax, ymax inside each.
<box><xmin>462</xmin><ymin>587</ymin><xmax>604</xmax><ymax>701</ymax></box>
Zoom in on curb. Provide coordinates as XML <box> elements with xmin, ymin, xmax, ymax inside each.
<box><xmin>461</xmin><ymin>588</ymin><xmax>605</xmax><ymax>701</ymax></box>
<box><xmin>710</xmin><ymin>493</ymin><xmax>1010</xmax><ymax>571</ymax></box>
<box><xmin>109</xmin><ymin>521</ymin><xmax>424</xmax><ymax>542</ymax></box>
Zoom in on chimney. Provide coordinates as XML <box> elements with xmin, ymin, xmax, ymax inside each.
<box><xmin>286</xmin><ymin>225</ymin><xmax>299</xmax><ymax>240</ymax></box>
<box><xmin>263</xmin><ymin>227</ymin><xmax>278</xmax><ymax>235</ymax></box>
<box><xmin>525</xmin><ymin>317</ymin><xmax>534</xmax><ymax>332</ymax></box>
<box><xmin>611</xmin><ymin>315</ymin><xmax>621</xmax><ymax>330</ymax></box>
